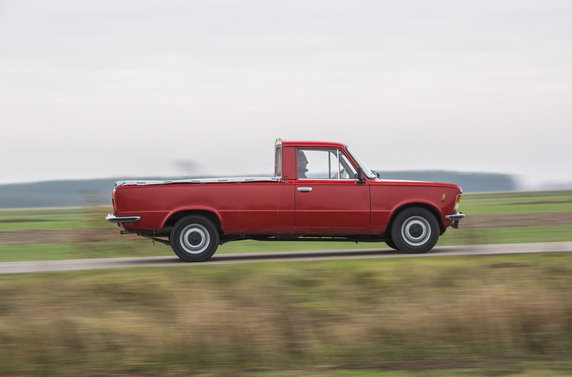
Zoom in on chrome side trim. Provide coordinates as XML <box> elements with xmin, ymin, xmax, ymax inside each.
<box><xmin>297</xmin><ymin>179</ymin><xmax>358</xmax><ymax>181</ymax></box>
<box><xmin>445</xmin><ymin>213</ymin><xmax>465</xmax><ymax>221</ymax></box>
<box><xmin>105</xmin><ymin>214</ymin><xmax>141</xmax><ymax>223</ymax></box>
<box><xmin>115</xmin><ymin>176</ymin><xmax>282</xmax><ymax>187</ymax></box>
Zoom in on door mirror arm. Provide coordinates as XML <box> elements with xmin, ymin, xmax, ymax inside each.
<box><xmin>357</xmin><ymin>167</ymin><xmax>366</xmax><ymax>184</ymax></box>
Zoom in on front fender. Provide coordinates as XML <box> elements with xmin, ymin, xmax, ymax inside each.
<box><xmin>388</xmin><ymin>199</ymin><xmax>446</xmax><ymax>228</ymax></box>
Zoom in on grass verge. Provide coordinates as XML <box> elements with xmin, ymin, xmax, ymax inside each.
<box><xmin>1</xmin><ymin>253</ymin><xmax>572</xmax><ymax>376</ymax></box>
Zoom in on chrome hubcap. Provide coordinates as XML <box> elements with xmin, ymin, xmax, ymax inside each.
<box><xmin>401</xmin><ymin>216</ymin><xmax>431</xmax><ymax>246</ymax></box>
<box><xmin>180</xmin><ymin>224</ymin><xmax>210</xmax><ymax>254</ymax></box>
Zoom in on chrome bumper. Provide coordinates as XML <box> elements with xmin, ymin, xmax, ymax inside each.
<box><xmin>105</xmin><ymin>214</ymin><xmax>141</xmax><ymax>223</ymax></box>
<box><xmin>445</xmin><ymin>213</ymin><xmax>465</xmax><ymax>221</ymax></box>
<box><xmin>445</xmin><ymin>212</ymin><xmax>465</xmax><ymax>229</ymax></box>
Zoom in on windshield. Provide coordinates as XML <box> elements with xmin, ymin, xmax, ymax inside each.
<box><xmin>346</xmin><ymin>147</ymin><xmax>377</xmax><ymax>179</ymax></box>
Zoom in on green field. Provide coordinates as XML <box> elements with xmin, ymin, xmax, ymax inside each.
<box><xmin>2</xmin><ymin>254</ymin><xmax>572</xmax><ymax>376</ymax></box>
<box><xmin>0</xmin><ymin>207</ymin><xmax>108</xmax><ymax>231</ymax></box>
<box><xmin>460</xmin><ymin>190</ymin><xmax>572</xmax><ymax>215</ymax></box>
<box><xmin>0</xmin><ymin>190</ymin><xmax>571</xmax><ymax>262</ymax></box>
<box><xmin>2</xmin><ymin>190</ymin><xmax>571</xmax><ymax>231</ymax></box>
<box><xmin>1</xmin><ymin>224</ymin><xmax>572</xmax><ymax>263</ymax></box>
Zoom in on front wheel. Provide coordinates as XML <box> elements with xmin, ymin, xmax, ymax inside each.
<box><xmin>385</xmin><ymin>238</ymin><xmax>399</xmax><ymax>250</ymax></box>
<box><xmin>170</xmin><ymin>215</ymin><xmax>219</xmax><ymax>262</ymax></box>
<box><xmin>390</xmin><ymin>207</ymin><xmax>440</xmax><ymax>253</ymax></box>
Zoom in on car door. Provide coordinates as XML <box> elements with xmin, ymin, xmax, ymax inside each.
<box><xmin>295</xmin><ymin>148</ymin><xmax>370</xmax><ymax>233</ymax></box>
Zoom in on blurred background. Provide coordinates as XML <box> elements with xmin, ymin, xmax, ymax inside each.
<box><xmin>1</xmin><ymin>0</ymin><xmax>571</xmax><ymax>190</ymax></box>
<box><xmin>1</xmin><ymin>1</ymin><xmax>572</xmax><ymax>376</ymax></box>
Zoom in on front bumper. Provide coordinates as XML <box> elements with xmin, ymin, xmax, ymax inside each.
<box><xmin>445</xmin><ymin>212</ymin><xmax>465</xmax><ymax>229</ymax></box>
<box><xmin>105</xmin><ymin>214</ymin><xmax>141</xmax><ymax>223</ymax></box>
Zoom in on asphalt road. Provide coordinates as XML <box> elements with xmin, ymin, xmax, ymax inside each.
<box><xmin>1</xmin><ymin>241</ymin><xmax>572</xmax><ymax>275</ymax></box>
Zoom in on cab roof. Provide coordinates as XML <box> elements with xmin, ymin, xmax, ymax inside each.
<box><xmin>279</xmin><ymin>140</ymin><xmax>347</xmax><ymax>149</ymax></box>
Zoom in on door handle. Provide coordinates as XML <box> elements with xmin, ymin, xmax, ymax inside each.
<box><xmin>297</xmin><ymin>187</ymin><xmax>312</xmax><ymax>192</ymax></box>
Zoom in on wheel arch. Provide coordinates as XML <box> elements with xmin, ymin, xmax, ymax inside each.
<box><xmin>386</xmin><ymin>202</ymin><xmax>446</xmax><ymax>235</ymax></box>
<box><xmin>161</xmin><ymin>207</ymin><xmax>223</xmax><ymax>234</ymax></box>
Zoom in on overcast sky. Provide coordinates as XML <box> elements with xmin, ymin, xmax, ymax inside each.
<box><xmin>1</xmin><ymin>0</ymin><xmax>571</xmax><ymax>187</ymax></box>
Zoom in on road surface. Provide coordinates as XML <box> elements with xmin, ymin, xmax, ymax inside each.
<box><xmin>1</xmin><ymin>242</ymin><xmax>572</xmax><ymax>275</ymax></box>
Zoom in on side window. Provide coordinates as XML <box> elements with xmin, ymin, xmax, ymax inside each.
<box><xmin>339</xmin><ymin>153</ymin><xmax>358</xmax><ymax>179</ymax></box>
<box><xmin>297</xmin><ymin>149</ymin><xmax>357</xmax><ymax>180</ymax></box>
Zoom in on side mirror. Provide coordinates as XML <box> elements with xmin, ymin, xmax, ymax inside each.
<box><xmin>357</xmin><ymin>167</ymin><xmax>366</xmax><ymax>184</ymax></box>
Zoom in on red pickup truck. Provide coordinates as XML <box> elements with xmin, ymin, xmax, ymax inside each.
<box><xmin>106</xmin><ymin>140</ymin><xmax>464</xmax><ymax>261</ymax></box>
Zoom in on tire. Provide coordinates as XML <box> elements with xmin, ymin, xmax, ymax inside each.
<box><xmin>390</xmin><ymin>207</ymin><xmax>440</xmax><ymax>253</ymax></box>
<box><xmin>170</xmin><ymin>215</ymin><xmax>219</xmax><ymax>262</ymax></box>
<box><xmin>385</xmin><ymin>238</ymin><xmax>399</xmax><ymax>250</ymax></box>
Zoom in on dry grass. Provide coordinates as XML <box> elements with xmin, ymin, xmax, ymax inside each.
<box><xmin>0</xmin><ymin>255</ymin><xmax>572</xmax><ymax>376</ymax></box>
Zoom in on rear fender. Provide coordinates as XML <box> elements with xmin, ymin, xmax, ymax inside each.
<box><xmin>161</xmin><ymin>207</ymin><xmax>224</xmax><ymax>232</ymax></box>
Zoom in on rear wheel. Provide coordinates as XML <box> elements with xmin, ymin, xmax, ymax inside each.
<box><xmin>170</xmin><ymin>215</ymin><xmax>219</xmax><ymax>262</ymax></box>
<box><xmin>390</xmin><ymin>207</ymin><xmax>439</xmax><ymax>253</ymax></box>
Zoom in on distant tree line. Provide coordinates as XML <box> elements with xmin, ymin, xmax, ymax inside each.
<box><xmin>378</xmin><ymin>170</ymin><xmax>517</xmax><ymax>193</ymax></box>
<box><xmin>0</xmin><ymin>171</ymin><xmax>518</xmax><ymax>208</ymax></box>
